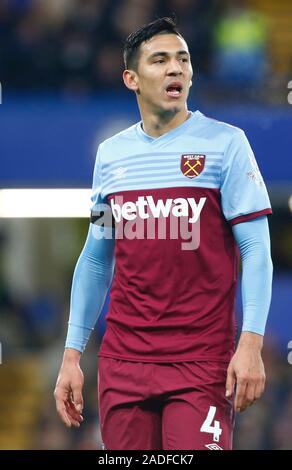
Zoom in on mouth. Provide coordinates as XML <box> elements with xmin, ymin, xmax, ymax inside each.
<box><xmin>165</xmin><ymin>82</ymin><xmax>183</xmax><ymax>98</ymax></box>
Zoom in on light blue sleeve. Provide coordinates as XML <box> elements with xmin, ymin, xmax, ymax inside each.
<box><xmin>91</xmin><ymin>144</ymin><xmax>113</xmax><ymax>228</ymax></box>
<box><xmin>232</xmin><ymin>216</ymin><xmax>273</xmax><ymax>335</ymax></box>
<box><xmin>221</xmin><ymin>129</ymin><xmax>272</xmax><ymax>223</ymax></box>
<box><xmin>65</xmin><ymin>224</ymin><xmax>115</xmax><ymax>352</ymax></box>
<box><xmin>65</xmin><ymin>145</ymin><xmax>115</xmax><ymax>352</ymax></box>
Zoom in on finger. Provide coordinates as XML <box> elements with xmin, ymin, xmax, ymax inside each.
<box><xmin>54</xmin><ymin>388</ymin><xmax>72</xmax><ymax>427</ymax></box>
<box><xmin>255</xmin><ymin>378</ymin><xmax>265</xmax><ymax>400</ymax></box>
<box><xmin>234</xmin><ymin>380</ymin><xmax>247</xmax><ymax>412</ymax></box>
<box><xmin>56</xmin><ymin>401</ymin><xmax>72</xmax><ymax>427</ymax></box>
<box><xmin>72</xmin><ymin>385</ymin><xmax>84</xmax><ymax>414</ymax></box>
<box><xmin>66</xmin><ymin>400</ymin><xmax>84</xmax><ymax>423</ymax></box>
<box><xmin>64</xmin><ymin>402</ymin><xmax>81</xmax><ymax>427</ymax></box>
<box><xmin>245</xmin><ymin>381</ymin><xmax>256</xmax><ymax>408</ymax></box>
<box><xmin>225</xmin><ymin>367</ymin><xmax>236</xmax><ymax>398</ymax></box>
<box><xmin>260</xmin><ymin>374</ymin><xmax>266</xmax><ymax>395</ymax></box>
<box><xmin>67</xmin><ymin>404</ymin><xmax>83</xmax><ymax>423</ymax></box>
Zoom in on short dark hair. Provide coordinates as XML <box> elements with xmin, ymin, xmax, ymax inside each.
<box><xmin>123</xmin><ymin>17</ymin><xmax>182</xmax><ymax>71</ymax></box>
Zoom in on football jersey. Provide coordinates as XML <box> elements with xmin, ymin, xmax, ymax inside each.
<box><xmin>91</xmin><ymin>110</ymin><xmax>272</xmax><ymax>363</ymax></box>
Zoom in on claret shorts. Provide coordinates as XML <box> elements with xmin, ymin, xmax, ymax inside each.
<box><xmin>98</xmin><ymin>356</ymin><xmax>235</xmax><ymax>450</ymax></box>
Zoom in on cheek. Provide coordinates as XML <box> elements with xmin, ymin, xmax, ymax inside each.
<box><xmin>140</xmin><ymin>78</ymin><xmax>162</xmax><ymax>96</ymax></box>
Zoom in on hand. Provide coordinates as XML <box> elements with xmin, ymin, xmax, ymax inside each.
<box><xmin>54</xmin><ymin>348</ymin><xmax>84</xmax><ymax>427</ymax></box>
<box><xmin>225</xmin><ymin>332</ymin><xmax>266</xmax><ymax>413</ymax></box>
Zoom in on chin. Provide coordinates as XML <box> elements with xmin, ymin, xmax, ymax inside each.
<box><xmin>160</xmin><ymin>100</ymin><xmax>182</xmax><ymax>112</ymax></box>
<box><xmin>164</xmin><ymin>104</ymin><xmax>182</xmax><ymax>116</ymax></box>
<box><xmin>170</xmin><ymin>105</ymin><xmax>181</xmax><ymax>112</ymax></box>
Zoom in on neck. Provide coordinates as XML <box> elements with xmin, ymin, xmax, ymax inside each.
<box><xmin>138</xmin><ymin>103</ymin><xmax>190</xmax><ymax>138</ymax></box>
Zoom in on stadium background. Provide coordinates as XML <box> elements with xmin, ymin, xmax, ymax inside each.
<box><xmin>0</xmin><ymin>0</ymin><xmax>292</xmax><ymax>450</ymax></box>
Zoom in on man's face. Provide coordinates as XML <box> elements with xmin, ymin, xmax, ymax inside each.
<box><xmin>134</xmin><ymin>34</ymin><xmax>193</xmax><ymax>114</ymax></box>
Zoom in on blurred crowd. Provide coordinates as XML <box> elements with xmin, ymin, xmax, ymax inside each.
<box><xmin>0</xmin><ymin>0</ymin><xmax>274</xmax><ymax>100</ymax></box>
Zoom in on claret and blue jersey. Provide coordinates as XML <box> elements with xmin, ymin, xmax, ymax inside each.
<box><xmin>90</xmin><ymin>110</ymin><xmax>272</xmax><ymax>363</ymax></box>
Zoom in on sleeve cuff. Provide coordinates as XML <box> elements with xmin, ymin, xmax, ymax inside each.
<box><xmin>229</xmin><ymin>208</ymin><xmax>272</xmax><ymax>226</ymax></box>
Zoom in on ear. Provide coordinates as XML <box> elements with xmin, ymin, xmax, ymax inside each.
<box><xmin>123</xmin><ymin>69</ymin><xmax>139</xmax><ymax>92</ymax></box>
<box><xmin>189</xmin><ymin>65</ymin><xmax>194</xmax><ymax>88</ymax></box>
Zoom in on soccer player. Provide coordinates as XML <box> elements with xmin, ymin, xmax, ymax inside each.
<box><xmin>54</xmin><ymin>17</ymin><xmax>273</xmax><ymax>450</ymax></box>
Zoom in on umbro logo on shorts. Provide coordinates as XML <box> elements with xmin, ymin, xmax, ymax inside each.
<box><xmin>205</xmin><ymin>443</ymin><xmax>223</xmax><ymax>450</ymax></box>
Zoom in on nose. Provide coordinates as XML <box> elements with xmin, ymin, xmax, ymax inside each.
<box><xmin>167</xmin><ymin>58</ymin><xmax>183</xmax><ymax>76</ymax></box>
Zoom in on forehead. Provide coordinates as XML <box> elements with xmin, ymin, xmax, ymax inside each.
<box><xmin>140</xmin><ymin>34</ymin><xmax>189</xmax><ymax>58</ymax></box>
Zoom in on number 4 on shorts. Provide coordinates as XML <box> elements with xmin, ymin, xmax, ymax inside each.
<box><xmin>200</xmin><ymin>406</ymin><xmax>222</xmax><ymax>442</ymax></box>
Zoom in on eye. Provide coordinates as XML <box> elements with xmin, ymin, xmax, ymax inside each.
<box><xmin>154</xmin><ymin>59</ymin><xmax>165</xmax><ymax>64</ymax></box>
<box><xmin>180</xmin><ymin>58</ymin><xmax>189</xmax><ymax>63</ymax></box>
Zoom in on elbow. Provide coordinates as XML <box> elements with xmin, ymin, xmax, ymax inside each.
<box><xmin>257</xmin><ymin>253</ymin><xmax>273</xmax><ymax>284</ymax></box>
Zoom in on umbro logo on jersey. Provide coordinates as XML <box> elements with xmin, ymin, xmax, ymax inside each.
<box><xmin>111</xmin><ymin>196</ymin><xmax>206</xmax><ymax>224</ymax></box>
<box><xmin>111</xmin><ymin>167</ymin><xmax>127</xmax><ymax>179</ymax></box>
<box><xmin>181</xmin><ymin>154</ymin><xmax>205</xmax><ymax>178</ymax></box>
<box><xmin>205</xmin><ymin>443</ymin><xmax>223</xmax><ymax>450</ymax></box>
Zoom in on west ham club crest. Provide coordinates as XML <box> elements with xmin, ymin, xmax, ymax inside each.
<box><xmin>181</xmin><ymin>154</ymin><xmax>205</xmax><ymax>178</ymax></box>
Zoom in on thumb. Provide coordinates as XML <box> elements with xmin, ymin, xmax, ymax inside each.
<box><xmin>225</xmin><ymin>365</ymin><xmax>236</xmax><ymax>397</ymax></box>
<box><xmin>73</xmin><ymin>387</ymin><xmax>84</xmax><ymax>413</ymax></box>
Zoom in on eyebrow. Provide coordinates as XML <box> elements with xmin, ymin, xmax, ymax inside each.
<box><xmin>148</xmin><ymin>50</ymin><xmax>190</xmax><ymax>60</ymax></box>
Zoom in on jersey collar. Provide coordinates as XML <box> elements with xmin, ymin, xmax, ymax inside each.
<box><xmin>136</xmin><ymin>110</ymin><xmax>201</xmax><ymax>144</ymax></box>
